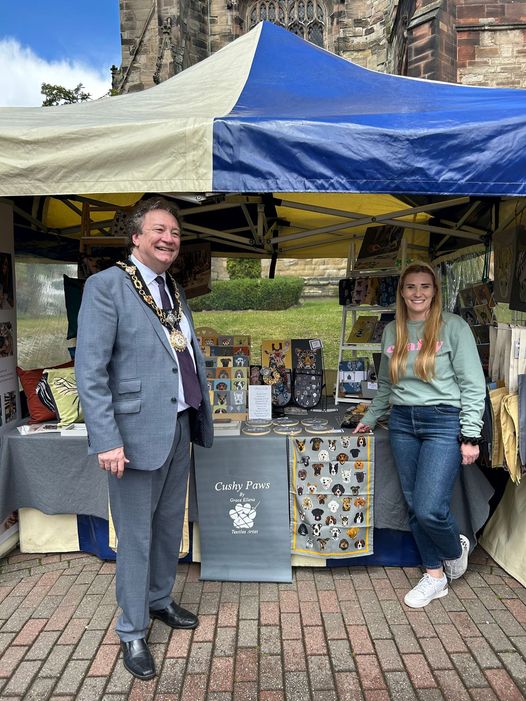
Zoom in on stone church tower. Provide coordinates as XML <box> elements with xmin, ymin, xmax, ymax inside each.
<box><xmin>113</xmin><ymin>0</ymin><xmax>526</xmax><ymax>287</ymax></box>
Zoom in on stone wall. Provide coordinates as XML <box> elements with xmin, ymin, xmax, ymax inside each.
<box><xmin>456</xmin><ymin>0</ymin><xmax>526</xmax><ymax>87</ymax></box>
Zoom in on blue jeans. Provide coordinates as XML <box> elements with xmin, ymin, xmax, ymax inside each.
<box><xmin>388</xmin><ymin>405</ymin><xmax>463</xmax><ymax>569</ymax></box>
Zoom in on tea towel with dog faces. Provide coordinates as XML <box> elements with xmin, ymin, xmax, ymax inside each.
<box><xmin>289</xmin><ymin>433</ymin><xmax>374</xmax><ymax>558</ymax></box>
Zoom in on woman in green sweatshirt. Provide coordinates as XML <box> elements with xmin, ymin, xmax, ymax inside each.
<box><xmin>354</xmin><ymin>261</ymin><xmax>486</xmax><ymax>608</ymax></box>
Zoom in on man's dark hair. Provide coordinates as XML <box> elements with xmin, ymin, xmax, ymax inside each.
<box><xmin>125</xmin><ymin>197</ymin><xmax>181</xmax><ymax>250</ymax></box>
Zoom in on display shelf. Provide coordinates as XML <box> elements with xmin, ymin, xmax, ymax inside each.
<box><xmin>335</xmin><ymin>239</ymin><xmax>405</xmax><ymax>405</ymax></box>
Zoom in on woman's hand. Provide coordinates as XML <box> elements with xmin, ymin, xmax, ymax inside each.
<box><xmin>353</xmin><ymin>422</ymin><xmax>371</xmax><ymax>434</ymax></box>
<box><xmin>460</xmin><ymin>442</ymin><xmax>479</xmax><ymax>465</ymax></box>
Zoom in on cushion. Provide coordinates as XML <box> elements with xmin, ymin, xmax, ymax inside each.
<box><xmin>43</xmin><ymin>367</ymin><xmax>83</xmax><ymax>427</ymax></box>
<box><xmin>63</xmin><ymin>275</ymin><xmax>85</xmax><ymax>340</ymax></box>
<box><xmin>16</xmin><ymin>360</ymin><xmax>74</xmax><ymax>423</ymax></box>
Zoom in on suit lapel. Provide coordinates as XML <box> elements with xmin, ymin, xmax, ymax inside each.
<box><xmin>123</xmin><ymin>275</ymin><xmax>174</xmax><ymax>358</ymax></box>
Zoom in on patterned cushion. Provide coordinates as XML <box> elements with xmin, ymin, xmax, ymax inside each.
<box><xmin>16</xmin><ymin>360</ymin><xmax>74</xmax><ymax>423</ymax></box>
<box><xmin>43</xmin><ymin>367</ymin><xmax>83</xmax><ymax>427</ymax></box>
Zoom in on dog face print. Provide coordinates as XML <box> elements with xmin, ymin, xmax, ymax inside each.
<box><xmin>354</xmin><ymin>496</ymin><xmax>366</xmax><ymax>508</ymax></box>
<box><xmin>305</xmin><ymin>537</ymin><xmax>314</xmax><ymax>549</ymax></box>
<box><xmin>317</xmin><ymin>494</ymin><xmax>327</xmax><ymax>505</ymax></box>
<box><xmin>298</xmin><ymin>469</ymin><xmax>307</xmax><ymax>481</ymax></box>
<box><xmin>346</xmin><ymin>527</ymin><xmax>359</xmax><ymax>539</ymax></box>
<box><xmin>354</xmin><ymin>512</ymin><xmax>364</xmax><ymax>524</ymax></box>
<box><xmin>311</xmin><ymin>508</ymin><xmax>324</xmax><ymax>521</ymax></box>
<box><xmin>297</xmin><ymin>523</ymin><xmax>308</xmax><ymax>536</ymax></box>
<box><xmin>354</xmin><ymin>460</ymin><xmax>364</xmax><ymax>470</ymax></box>
<box><xmin>318</xmin><ymin>449</ymin><xmax>330</xmax><ymax>462</ymax></box>
<box><xmin>307</xmin><ymin>482</ymin><xmax>317</xmax><ymax>494</ymax></box>
<box><xmin>310</xmin><ymin>437</ymin><xmax>323</xmax><ymax>451</ymax></box>
<box><xmin>327</xmin><ymin>499</ymin><xmax>340</xmax><ymax>513</ymax></box>
<box><xmin>317</xmin><ymin>538</ymin><xmax>329</xmax><ymax>551</ymax></box>
<box><xmin>332</xmin><ymin>484</ymin><xmax>345</xmax><ymax>497</ymax></box>
<box><xmin>296</xmin><ymin>439</ymin><xmax>306</xmax><ymax>453</ymax></box>
<box><xmin>320</xmin><ymin>476</ymin><xmax>333</xmax><ymax>489</ymax></box>
<box><xmin>355</xmin><ymin>539</ymin><xmax>366</xmax><ymax>549</ymax></box>
<box><xmin>297</xmin><ymin>486</ymin><xmax>303</xmax><ymax>495</ymax></box>
<box><xmin>339</xmin><ymin>539</ymin><xmax>349</xmax><ymax>551</ymax></box>
<box><xmin>328</xmin><ymin>439</ymin><xmax>337</xmax><ymax>452</ymax></box>
<box><xmin>312</xmin><ymin>463</ymin><xmax>324</xmax><ymax>476</ymax></box>
<box><xmin>342</xmin><ymin>497</ymin><xmax>352</xmax><ymax>512</ymax></box>
<box><xmin>350</xmin><ymin>486</ymin><xmax>360</xmax><ymax>496</ymax></box>
<box><xmin>329</xmin><ymin>463</ymin><xmax>338</xmax><ymax>475</ymax></box>
<box><xmin>302</xmin><ymin>496</ymin><xmax>313</xmax><ymax>510</ymax></box>
<box><xmin>357</xmin><ymin>435</ymin><xmax>367</xmax><ymax>448</ymax></box>
<box><xmin>341</xmin><ymin>469</ymin><xmax>352</xmax><ymax>483</ymax></box>
<box><xmin>341</xmin><ymin>516</ymin><xmax>349</xmax><ymax>526</ymax></box>
<box><xmin>312</xmin><ymin>523</ymin><xmax>322</xmax><ymax>537</ymax></box>
<box><xmin>301</xmin><ymin>455</ymin><xmax>311</xmax><ymax>467</ymax></box>
<box><xmin>330</xmin><ymin>526</ymin><xmax>340</xmax><ymax>539</ymax></box>
<box><xmin>325</xmin><ymin>515</ymin><xmax>337</xmax><ymax>526</ymax></box>
<box><xmin>337</xmin><ymin>453</ymin><xmax>348</xmax><ymax>464</ymax></box>
<box><xmin>341</xmin><ymin>436</ymin><xmax>350</xmax><ymax>449</ymax></box>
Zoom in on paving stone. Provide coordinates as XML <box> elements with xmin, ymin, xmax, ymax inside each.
<box><xmin>479</xmin><ymin>623</ymin><xmax>517</xmax><ymax>652</ymax></box>
<box><xmin>415</xmin><ymin>690</ymin><xmax>446</xmax><ymax>701</ymax></box>
<box><xmin>186</xmin><ymin>641</ymin><xmax>213</xmax><ymax>674</ymax></box>
<box><xmin>215</xmin><ymin>627</ymin><xmax>237</xmax><ymax>656</ymax></box>
<box><xmin>498</xmin><ymin>652</ymin><xmax>526</xmax><ymax>693</ymax></box>
<box><xmin>218</xmin><ymin>602</ymin><xmax>239</xmax><ymax>627</ymax></box>
<box><xmin>260</xmin><ymin>654</ymin><xmax>284</xmax><ymax>690</ymax></box>
<box><xmin>491</xmin><ymin>609</ymin><xmax>526</xmax><ymax>638</ymax></box>
<box><xmin>237</xmin><ymin>619</ymin><xmax>258</xmax><ymax>647</ymax></box>
<box><xmin>391</xmin><ymin>624</ymin><xmax>422</xmax><ymax>654</ymax></box>
<box><xmin>180</xmin><ymin>672</ymin><xmax>207</xmax><ymax>701</ymax></box>
<box><xmin>0</xmin><ymin>645</ymin><xmax>28</xmax><ymax>678</ymax></box>
<box><xmin>355</xmin><ymin>654</ymin><xmax>387</xmax><ymax>690</ymax></box>
<box><xmin>199</xmin><ymin>591</ymin><xmax>221</xmax><ymax>614</ymax></box>
<box><xmin>235</xmin><ymin>647</ymin><xmax>258</xmax><ymax>681</ymax></box>
<box><xmin>403</xmin><ymin>653</ymin><xmax>437</xmax><ymax>689</ymax></box>
<box><xmin>53</xmin><ymin>658</ymin><xmax>91</xmax><ymax>695</ymax></box>
<box><xmin>238</xmin><ymin>596</ymin><xmax>259</xmax><ymax>620</ymax></box>
<box><xmin>334</xmin><ymin>671</ymin><xmax>364</xmax><ymax>701</ymax></box>
<box><xmin>24</xmin><ymin>675</ymin><xmax>57</xmax><ymax>700</ymax></box>
<box><xmin>304</xmin><ymin>625</ymin><xmax>327</xmax><ymax>656</ymax></box>
<box><xmin>348</xmin><ymin>624</ymin><xmax>375</xmax><ymax>654</ymax></box>
<box><xmin>419</xmin><ymin>637</ymin><xmax>454</xmax><ymax>671</ymax></box>
<box><xmin>233</xmin><ymin>680</ymin><xmax>258</xmax><ymax>701</ymax></box>
<box><xmin>281</xmin><ymin>613</ymin><xmax>302</xmax><ymax>640</ymax></box>
<box><xmin>433</xmin><ymin>669</ymin><xmax>471</xmax><ymax>701</ymax></box>
<box><xmin>75</xmin><ymin>675</ymin><xmax>107</xmax><ymax>700</ymax></box>
<box><xmin>0</xmin><ymin>631</ymin><xmax>16</xmax><ymax>656</ymax></box>
<box><xmin>1</xmin><ymin>659</ymin><xmax>42</xmax><ymax>696</ymax></box>
<box><xmin>450</xmin><ymin>652</ymin><xmax>489</xmax><ymax>688</ymax></box>
<box><xmin>285</xmin><ymin>671</ymin><xmax>313</xmax><ymax>701</ymax></box>
<box><xmin>157</xmin><ymin>657</ymin><xmax>186</xmax><ymax>695</ymax></box>
<box><xmin>327</xmin><ymin>638</ymin><xmax>355</xmax><ymax>672</ymax></box>
<box><xmin>72</xmin><ymin>629</ymin><xmax>106</xmax><ymax>659</ymax></box>
<box><xmin>283</xmin><ymin>639</ymin><xmax>307</xmax><ymax>672</ymax></box>
<box><xmin>260</xmin><ymin>625</ymin><xmax>282</xmax><ymax>654</ymax></box>
<box><xmin>25</xmin><ymin>630</ymin><xmax>61</xmax><ymax>661</ymax></box>
<box><xmin>485</xmin><ymin>668</ymin><xmax>526</xmax><ymax>701</ymax></box>
<box><xmin>385</xmin><ymin>670</ymin><xmax>419</xmax><ymax>700</ymax></box>
<box><xmin>39</xmin><ymin>644</ymin><xmax>75</xmax><ymax>677</ymax></box>
<box><xmin>434</xmin><ymin>624</ymin><xmax>469</xmax><ymax>654</ymax></box>
<box><xmin>464</xmin><ymin>637</ymin><xmax>501</xmax><ymax>669</ymax></box>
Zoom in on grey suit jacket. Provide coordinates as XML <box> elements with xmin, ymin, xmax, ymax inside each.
<box><xmin>75</xmin><ymin>265</ymin><xmax>213</xmax><ymax>471</ymax></box>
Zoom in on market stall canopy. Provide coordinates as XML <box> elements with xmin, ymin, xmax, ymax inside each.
<box><xmin>2</xmin><ymin>21</ymin><xmax>526</xmax><ymax>259</ymax></box>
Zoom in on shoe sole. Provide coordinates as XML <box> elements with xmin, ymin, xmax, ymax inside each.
<box><xmin>149</xmin><ymin>611</ymin><xmax>199</xmax><ymax>629</ymax></box>
<box><xmin>122</xmin><ymin>658</ymin><xmax>156</xmax><ymax>681</ymax></box>
<box><xmin>404</xmin><ymin>587</ymin><xmax>448</xmax><ymax>609</ymax></box>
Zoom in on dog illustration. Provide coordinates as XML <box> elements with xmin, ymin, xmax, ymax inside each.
<box><xmin>301</xmin><ymin>455</ymin><xmax>311</xmax><ymax>467</ymax></box>
<box><xmin>354</xmin><ymin>460</ymin><xmax>364</xmax><ymax>470</ymax></box>
<box><xmin>317</xmin><ymin>538</ymin><xmax>329</xmax><ymax>551</ymax></box>
<box><xmin>325</xmin><ymin>515</ymin><xmax>337</xmax><ymax>526</ymax></box>
<box><xmin>341</xmin><ymin>436</ymin><xmax>351</xmax><ymax>449</ymax></box>
<box><xmin>354</xmin><ymin>497</ymin><xmax>366</xmax><ymax>508</ymax></box>
<box><xmin>329</xmin><ymin>463</ymin><xmax>339</xmax><ymax>475</ymax></box>
<box><xmin>355</xmin><ymin>539</ymin><xmax>366</xmax><ymax>550</ymax></box>
<box><xmin>328</xmin><ymin>439</ymin><xmax>337</xmax><ymax>452</ymax></box>
<box><xmin>341</xmin><ymin>469</ymin><xmax>352</xmax><ymax>483</ymax></box>
<box><xmin>350</xmin><ymin>486</ymin><xmax>360</xmax><ymax>495</ymax></box>
<box><xmin>332</xmin><ymin>484</ymin><xmax>345</xmax><ymax>497</ymax></box>
<box><xmin>317</xmin><ymin>494</ymin><xmax>327</xmax><ymax>505</ymax></box>
<box><xmin>341</xmin><ymin>516</ymin><xmax>349</xmax><ymax>526</ymax></box>
<box><xmin>302</xmin><ymin>497</ymin><xmax>313</xmax><ymax>510</ymax></box>
<box><xmin>346</xmin><ymin>527</ymin><xmax>360</xmax><ymax>539</ymax></box>
<box><xmin>330</xmin><ymin>526</ymin><xmax>340</xmax><ymax>539</ymax></box>
<box><xmin>307</xmin><ymin>482</ymin><xmax>317</xmax><ymax>494</ymax></box>
<box><xmin>349</xmin><ymin>448</ymin><xmax>361</xmax><ymax>458</ymax></box>
<box><xmin>305</xmin><ymin>537</ymin><xmax>314</xmax><ymax>549</ymax></box>
<box><xmin>296</xmin><ymin>439</ymin><xmax>306</xmax><ymax>453</ymax></box>
<box><xmin>298</xmin><ymin>469</ymin><xmax>307</xmax><ymax>480</ymax></box>
<box><xmin>310</xmin><ymin>437</ymin><xmax>324</xmax><ymax>451</ymax></box>
<box><xmin>336</xmin><ymin>452</ymin><xmax>349</xmax><ymax>464</ymax></box>
<box><xmin>339</xmin><ymin>539</ymin><xmax>349</xmax><ymax>551</ymax></box>
<box><xmin>312</xmin><ymin>463</ymin><xmax>324</xmax><ymax>476</ymax></box>
<box><xmin>357</xmin><ymin>435</ymin><xmax>367</xmax><ymax>448</ymax></box>
<box><xmin>342</xmin><ymin>497</ymin><xmax>352</xmax><ymax>512</ymax></box>
<box><xmin>297</xmin><ymin>523</ymin><xmax>308</xmax><ymax>536</ymax></box>
<box><xmin>312</xmin><ymin>523</ymin><xmax>322</xmax><ymax>537</ymax></box>
<box><xmin>327</xmin><ymin>500</ymin><xmax>340</xmax><ymax>513</ymax></box>
<box><xmin>354</xmin><ymin>512</ymin><xmax>364</xmax><ymax>524</ymax></box>
<box><xmin>318</xmin><ymin>449</ymin><xmax>330</xmax><ymax>461</ymax></box>
<box><xmin>320</xmin><ymin>476</ymin><xmax>333</xmax><ymax>489</ymax></box>
<box><xmin>311</xmin><ymin>508</ymin><xmax>324</xmax><ymax>521</ymax></box>
<box><xmin>297</xmin><ymin>486</ymin><xmax>303</xmax><ymax>495</ymax></box>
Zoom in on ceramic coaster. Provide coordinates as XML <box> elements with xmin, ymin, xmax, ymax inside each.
<box><xmin>301</xmin><ymin>417</ymin><xmax>328</xmax><ymax>427</ymax></box>
<box><xmin>244</xmin><ymin>419</ymin><xmax>273</xmax><ymax>428</ymax></box>
<box><xmin>273</xmin><ymin>426</ymin><xmax>302</xmax><ymax>435</ymax></box>
<box><xmin>242</xmin><ymin>425</ymin><xmax>272</xmax><ymax>436</ymax></box>
<box><xmin>273</xmin><ymin>417</ymin><xmax>299</xmax><ymax>427</ymax></box>
<box><xmin>304</xmin><ymin>424</ymin><xmax>343</xmax><ymax>434</ymax></box>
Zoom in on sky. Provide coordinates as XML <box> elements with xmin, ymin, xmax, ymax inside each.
<box><xmin>0</xmin><ymin>1</ymin><xmax>121</xmax><ymax>107</ymax></box>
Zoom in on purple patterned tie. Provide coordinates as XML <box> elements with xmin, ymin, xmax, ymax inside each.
<box><xmin>156</xmin><ymin>276</ymin><xmax>202</xmax><ymax>410</ymax></box>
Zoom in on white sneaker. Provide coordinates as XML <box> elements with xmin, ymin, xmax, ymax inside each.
<box><xmin>443</xmin><ymin>534</ymin><xmax>470</xmax><ymax>580</ymax></box>
<box><xmin>404</xmin><ymin>573</ymin><xmax>448</xmax><ymax>608</ymax></box>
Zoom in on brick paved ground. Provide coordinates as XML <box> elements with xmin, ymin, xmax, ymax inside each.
<box><xmin>0</xmin><ymin>546</ymin><xmax>525</xmax><ymax>700</ymax></box>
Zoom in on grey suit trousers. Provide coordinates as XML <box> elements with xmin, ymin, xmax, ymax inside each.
<box><xmin>108</xmin><ymin>411</ymin><xmax>191</xmax><ymax>642</ymax></box>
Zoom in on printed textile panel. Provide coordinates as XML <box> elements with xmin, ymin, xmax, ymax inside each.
<box><xmin>289</xmin><ymin>433</ymin><xmax>374</xmax><ymax>558</ymax></box>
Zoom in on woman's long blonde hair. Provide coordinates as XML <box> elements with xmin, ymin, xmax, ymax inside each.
<box><xmin>390</xmin><ymin>261</ymin><xmax>443</xmax><ymax>384</ymax></box>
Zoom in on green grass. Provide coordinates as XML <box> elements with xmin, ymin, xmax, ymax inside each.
<box><xmin>16</xmin><ymin>300</ymin><xmax>344</xmax><ymax>370</ymax></box>
<box><xmin>194</xmin><ymin>299</ymin><xmax>342</xmax><ymax>368</ymax></box>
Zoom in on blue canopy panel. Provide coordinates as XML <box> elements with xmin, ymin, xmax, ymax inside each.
<box><xmin>212</xmin><ymin>22</ymin><xmax>526</xmax><ymax>197</ymax></box>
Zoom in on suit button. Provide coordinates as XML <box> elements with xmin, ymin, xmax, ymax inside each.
<box><xmin>172</xmin><ymin>367</ymin><xmax>178</xmax><ymax>373</ymax></box>
<box><xmin>171</xmin><ymin>397</ymin><xmax>177</xmax><ymax>403</ymax></box>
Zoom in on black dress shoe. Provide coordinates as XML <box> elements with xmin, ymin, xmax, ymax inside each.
<box><xmin>150</xmin><ymin>601</ymin><xmax>199</xmax><ymax>629</ymax></box>
<box><xmin>121</xmin><ymin>638</ymin><xmax>156</xmax><ymax>680</ymax></box>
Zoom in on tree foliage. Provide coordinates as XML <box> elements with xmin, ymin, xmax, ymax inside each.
<box><xmin>226</xmin><ymin>258</ymin><xmax>262</xmax><ymax>279</ymax></box>
<box><xmin>41</xmin><ymin>83</ymin><xmax>91</xmax><ymax>107</ymax></box>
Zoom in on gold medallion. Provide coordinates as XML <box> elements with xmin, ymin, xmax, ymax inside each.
<box><xmin>170</xmin><ymin>329</ymin><xmax>187</xmax><ymax>351</ymax></box>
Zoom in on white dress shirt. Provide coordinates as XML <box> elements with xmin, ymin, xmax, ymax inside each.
<box><xmin>130</xmin><ymin>255</ymin><xmax>196</xmax><ymax>412</ymax></box>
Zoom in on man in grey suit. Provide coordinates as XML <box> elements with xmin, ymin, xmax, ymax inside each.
<box><xmin>76</xmin><ymin>198</ymin><xmax>213</xmax><ymax>680</ymax></box>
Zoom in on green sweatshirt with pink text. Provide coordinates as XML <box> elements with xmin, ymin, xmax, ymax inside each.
<box><xmin>361</xmin><ymin>312</ymin><xmax>486</xmax><ymax>437</ymax></box>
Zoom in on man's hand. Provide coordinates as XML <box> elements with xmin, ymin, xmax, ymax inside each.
<box><xmin>98</xmin><ymin>447</ymin><xmax>129</xmax><ymax>479</ymax></box>
<box><xmin>353</xmin><ymin>422</ymin><xmax>371</xmax><ymax>434</ymax></box>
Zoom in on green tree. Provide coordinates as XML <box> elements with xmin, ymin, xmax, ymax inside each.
<box><xmin>226</xmin><ymin>258</ymin><xmax>261</xmax><ymax>280</ymax></box>
<box><xmin>41</xmin><ymin>82</ymin><xmax>91</xmax><ymax>107</ymax></box>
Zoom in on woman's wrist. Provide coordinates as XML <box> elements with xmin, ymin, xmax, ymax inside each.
<box><xmin>458</xmin><ymin>433</ymin><xmax>483</xmax><ymax>446</ymax></box>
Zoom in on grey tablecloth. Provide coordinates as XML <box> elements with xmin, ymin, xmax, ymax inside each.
<box><xmin>0</xmin><ymin>425</ymin><xmax>494</xmax><ymax>548</ymax></box>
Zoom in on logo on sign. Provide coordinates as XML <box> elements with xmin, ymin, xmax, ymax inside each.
<box><xmin>229</xmin><ymin>502</ymin><xmax>258</xmax><ymax>529</ymax></box>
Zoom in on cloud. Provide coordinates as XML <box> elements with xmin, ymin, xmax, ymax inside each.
<box><xmin>0</xmin><ymin>38</ymin><xmax>112</xmax><ymax>107</ymax></box>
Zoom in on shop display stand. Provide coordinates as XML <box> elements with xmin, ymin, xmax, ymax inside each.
<box><xmin>335</xmin><ymin>239</ymin><xmax>405</xmax><ymax>405</ymax></box>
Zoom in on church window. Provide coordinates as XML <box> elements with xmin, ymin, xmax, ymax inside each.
<box><xmin>247</xmin><ymin>1</ymin><xmax>326</xmax><ymax>47</ymax></box>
